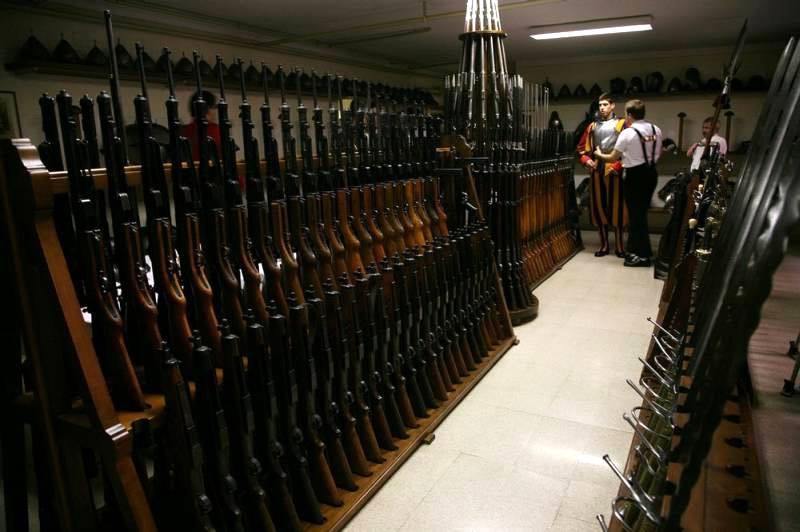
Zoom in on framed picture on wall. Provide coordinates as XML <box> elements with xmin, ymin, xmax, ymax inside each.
<box><xmin>0</xmin><ymin>91</ymin><xmax>22</xmax><ymax>139</ymax></box>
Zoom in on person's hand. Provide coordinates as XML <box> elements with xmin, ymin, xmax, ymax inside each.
<box><xmin>594</xmin><ymin>146</ymin><xmax>603</xmax><ymax>158</ymax></box>
<box><xmin>687</xmin><ymin>143</ymin><xmax>697</xmax><ymax>157</ymax></box>
<box><xmin>584</xmin><ymin>159</ymin><xmax>597</xmax><ymax>170</ymax></box>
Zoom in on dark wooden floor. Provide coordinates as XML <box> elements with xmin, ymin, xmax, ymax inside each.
<box><xmin>748</xmin><ymin>240</ymin><xmax>800</xmax><ymax>532</ymax></box>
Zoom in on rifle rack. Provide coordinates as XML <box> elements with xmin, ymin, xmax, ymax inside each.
<box><xmin>1</xmin><ymin>136</ymin><xmax>517</xmax><ymax>532</ymax></box>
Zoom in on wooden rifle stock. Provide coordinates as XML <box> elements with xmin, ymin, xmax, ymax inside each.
<box><xmin>414</xmin><ymin>180</ymin><xmax>434</xmax><ymax>243</ymax></box>
<box><xmin>384</xmin><ymin>183</ymin><xmax>408</xmax><ymax>254</ymax></box>
<box><xmin>350</xmin><ymin>187</ymin><xmax>377</xmax><ymax>269</ymax></box>
<box><xmin>287</xmin><ymin>196</ymin><xmax>325</xmax><ymax>300</ymax></box>
<box><xmin>271</xmin><ymin>201</ymin><xmax>306</xmax><ymax>307</ymax></box>
<box><xmin>306</xmin><ymin>194</ymin><xmax>338</xmax><ymax>289</ymax></box>
<box><xmin>362</xmin><ymin>187</ymin><xmax>386</xmax><ymax>263</ymax></box>
<box><xmin>336</xmin><ymin>189</ymin><xmax>366</xmax><ymax>275</ymax></box>
<box><xmin>321</xmin><ymin>192</ymin><xmax>350</xmax><ymax>282</ymax></box>
<box><xmin>375</xmin><ymin>184</ymin><xmax>398</xmax><ymax>258</ymax></box>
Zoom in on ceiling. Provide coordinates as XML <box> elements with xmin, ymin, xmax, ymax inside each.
<box><xmin>37</xmin><ymin>0</ymin><xmax>800</xmax><ymax>77</ymax></box>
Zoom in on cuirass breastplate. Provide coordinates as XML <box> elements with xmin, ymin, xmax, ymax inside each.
<box><xmin>593</xmin><ymin>118</ymin><xmax>620</xmax><ymax>153</ymax></box>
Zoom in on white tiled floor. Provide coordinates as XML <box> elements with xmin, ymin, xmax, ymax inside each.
<box><xmin>345</xmin><ymin>233</ymin><xmax>664</xmax><ymax>532</ymax></box>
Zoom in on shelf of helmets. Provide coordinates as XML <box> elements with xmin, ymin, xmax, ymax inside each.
<box><xmin>550</xmin><ymin>90</ymin><xmax>768</xmax><ymax>105</ymax></box>
<box><xmin>2</xmin><ymin>137</ymin><xmax>516</xmax><ymax>532</ymax></box>
<box><xmin>4</xmin><ymin>60</ymin><xmax>439</xmax><ymax>105</ymax></box>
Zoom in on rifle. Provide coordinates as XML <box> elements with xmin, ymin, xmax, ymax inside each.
<box><xmin>287</xmin><ymin>196</ymin><xmax>324</xmax><ymax>300</ymax></box>
<box><xmin>278</xmin><ymin>66</ymin><xmax>301</xmax><ymax>197</ymax></box>
<box><xmin>313</xmin><ymin>72</ymin><xmax>333</xmax><ymax>192</ymax></box>
<box><xmin>194</xmin><ymin>52</ymin><xmax>245</xmax><ymax>354</ymax></box>
<box><xmin>267</xmin><ymin>308</ymin><xmax>324</xmax><ymax>524</ymax></box>
<box><xmin>165</xmin><ymin>49</ymin><xmax>221</xmax><ymax>358</ymax></box>
<box><xmin>323</xmin><ymin>284</ymin><xmax>372</xmax><ymax>476</ymax></box>
<box><xmin>260</xmin><ymin>64</ymin><xmax>283</xmax><ymax>200</ymax></box>
<box><xmin>132</xmin><ymin>43</ymin><xmax>195</xmax><ymax>369</ymax></box>
<box><xmin>330</xmin><ymin>75</ymin><xmax>348</xmax><ymax>189</ymax></box>
<box><xmin>219</xmin><ymin>57</ymin><xmax>268</xmax><ymax>330</ymax></box>
<box><xmin>158</xmin><ymin>345</ymin><xmax>215</xmax><ymax>531</ymax></box>
<box><xmin>56</xmin><ymin>89</ymin><xmax>146</xmax><ymax>410</ymax></box>
<box><xmin>38</xmin><ymin>94</ymin><xmax>63</xmax><ymax>170</ymax></box>
<box><xmin>104</xmin><ymin>10</ymin><xmax>128</xmax><ymax>163</ymax></box>
<box><xmin>338</xmin><ymin>275</ymin><xmax>384</xmax><ymax>463</ymax></box>
<box><xmin>244</xmin><ymin>317</ymin><xmax>303</xmax><ymax>531</ymax></box>
<box><xmin>391</xmin><ymin>255</ymin><xmax>429</xmax><ymax>417</ymax></box>
<box><xmin>79</xmin><ymin>95</ymin><xmax>101</xmax><ymax>169</ymax></box>
<box><xmin>377</xmin><ymin>259</ymin><xmax>418</xmax><ymax>429</ymax></box>
<box><xmin>354</xmin><ymin>271</ymin><xmax>397</xmax><ymax>450</ymax></box>
<box><xmin>191</xmin><ymin>334</ymin><xmax>246</xmax><ymax>532</ymax></box>
<box><xmin>296</xmin><ymin>68</ymin><xmax>317</xmax><ymax>194</ymax></box>
<box><xmin>405</xmin><ymin>249</ymin><xmax>448</xmax><ymax>403</ymax></box>
<box><xmin>348</xmin><ymin>79</ymin><xmax>363</xmax><ymax>186</ymax></box>
<box><xmin>242</xmin><ymin>63</ymin><xmax>289</xmax><ymax>317</ymax></box>
<box><xmin>305</xmin><ymin>291</ymin><xmax>358</xmax><ymax>490</ymax></box>
<box><xmin>365</xmin><ymin>268</ymin><xmax>407</xmax><ymax>439</ymax></box>
<box><xmin>290</xmin><ymin>300</ymin><xmax>343</xmax><ymax>506</ymax></box>
<box><xmin>219</xmin><ymin>323</ymin><xmax>277</xmax><ymax>532</ymax></box>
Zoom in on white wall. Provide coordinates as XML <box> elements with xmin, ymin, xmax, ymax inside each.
<box><xmin>517</xmin><ymin>44</ymin><xmax>783</xmax><ymax>150</ymax></box>
<box><xmin>0</xmin><ymin>7</ymin><xmax>435</xmax><ymax>150</ymax></box>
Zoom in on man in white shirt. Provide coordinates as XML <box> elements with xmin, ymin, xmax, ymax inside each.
<box><xmin>594</xmin><ymin>99</ymin><xmax>662</xmax><ymax>267</ymax></box>
<box><xmin>687</xmin><ymin>117</ymin><xmax>728</xmax><ymax>171</ymax></box>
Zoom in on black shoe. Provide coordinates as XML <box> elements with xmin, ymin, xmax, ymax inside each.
<box><xmin>615</xmin><ymin>251</ymin><xmax>626</xmax><ymax>258</ymax></box>
<box><xmin>594</xmin><ymin>249</ymin><xmax>609</xmax><ymax>257</ymax></box>
<box><xmin>624</xmin><ymin>255</ymin><xmax>652</xmax><ymax>267</ymax></box>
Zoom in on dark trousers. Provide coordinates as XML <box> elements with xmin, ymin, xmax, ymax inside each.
<box><xmin>623</xmin><ymin>164</ymin><xmax>658</xmax><ymax>258</ymax></box>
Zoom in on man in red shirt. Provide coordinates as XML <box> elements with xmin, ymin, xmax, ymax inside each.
<box><xmin>182</xmin><ymin>90</ymin><xmax>221</xmax><ymax>162</ymax></box>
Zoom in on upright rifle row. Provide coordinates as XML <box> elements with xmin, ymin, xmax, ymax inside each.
<box><xmin>1</xmin><ymin>11</ymin><xmax>518</xmax><ymax>532</ymax></box>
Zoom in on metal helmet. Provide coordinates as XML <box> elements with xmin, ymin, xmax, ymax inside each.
<box><xmin>645</xmin><ymin>72</ymin><xmax>664</xmax><ymax>93</ymax></box>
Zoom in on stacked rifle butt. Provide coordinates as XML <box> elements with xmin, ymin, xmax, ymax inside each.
<box><xmin>442</xmin><ymin>0</ymin><xmax>580</xmax><ymax>325</ymax></box>
<box><xmin>2</xmin><ymin>10</ymin><xmax>516</xmax><ymax>532</ymax></box>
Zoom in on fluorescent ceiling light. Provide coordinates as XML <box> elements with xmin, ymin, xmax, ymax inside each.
<box><xmin>530</xmin><ymin>16</ymin><xmax>653</xmax><ymax>40</ymax></box>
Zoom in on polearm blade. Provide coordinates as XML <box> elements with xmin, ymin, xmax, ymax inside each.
<box><xmin>701</xmin><ymin>19</ymin><xmax>748</xmax><ymax>160</ymax></box>
<box><xmin>104</xmin><ymin>10</ymin><xmax>128</xmax><ymax>163</ymax></box>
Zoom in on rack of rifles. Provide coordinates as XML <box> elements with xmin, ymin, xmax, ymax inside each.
<box><xmin>443</xmin><ymin>2</ymin><xmax>581</xmax><ymax>323</ymax></box>
<box><xmin>596</xmin><ymin>24</ymin><xmax>800</xmax><ymax>531</ymax></box>
<box><xmin>3</xmin><ymin>11</ymin><xmax>520</xmax><ymax>532</ymax></box>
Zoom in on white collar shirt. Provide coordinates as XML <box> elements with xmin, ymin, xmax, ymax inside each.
<box><xmin>613</xmin><ymin>120</ymin><xmax>663</xmax><ymax>168</ymax></box>
<box><xmin>690</xmin><ymin>133</ymin><xmax>728</xmax><ymax>171</ymax></box>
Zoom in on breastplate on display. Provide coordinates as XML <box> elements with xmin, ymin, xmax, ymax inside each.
<box><xmin>593</xmin><ymin>118</ymin><xmax>620</xmax><ymax>154</ymax></box>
